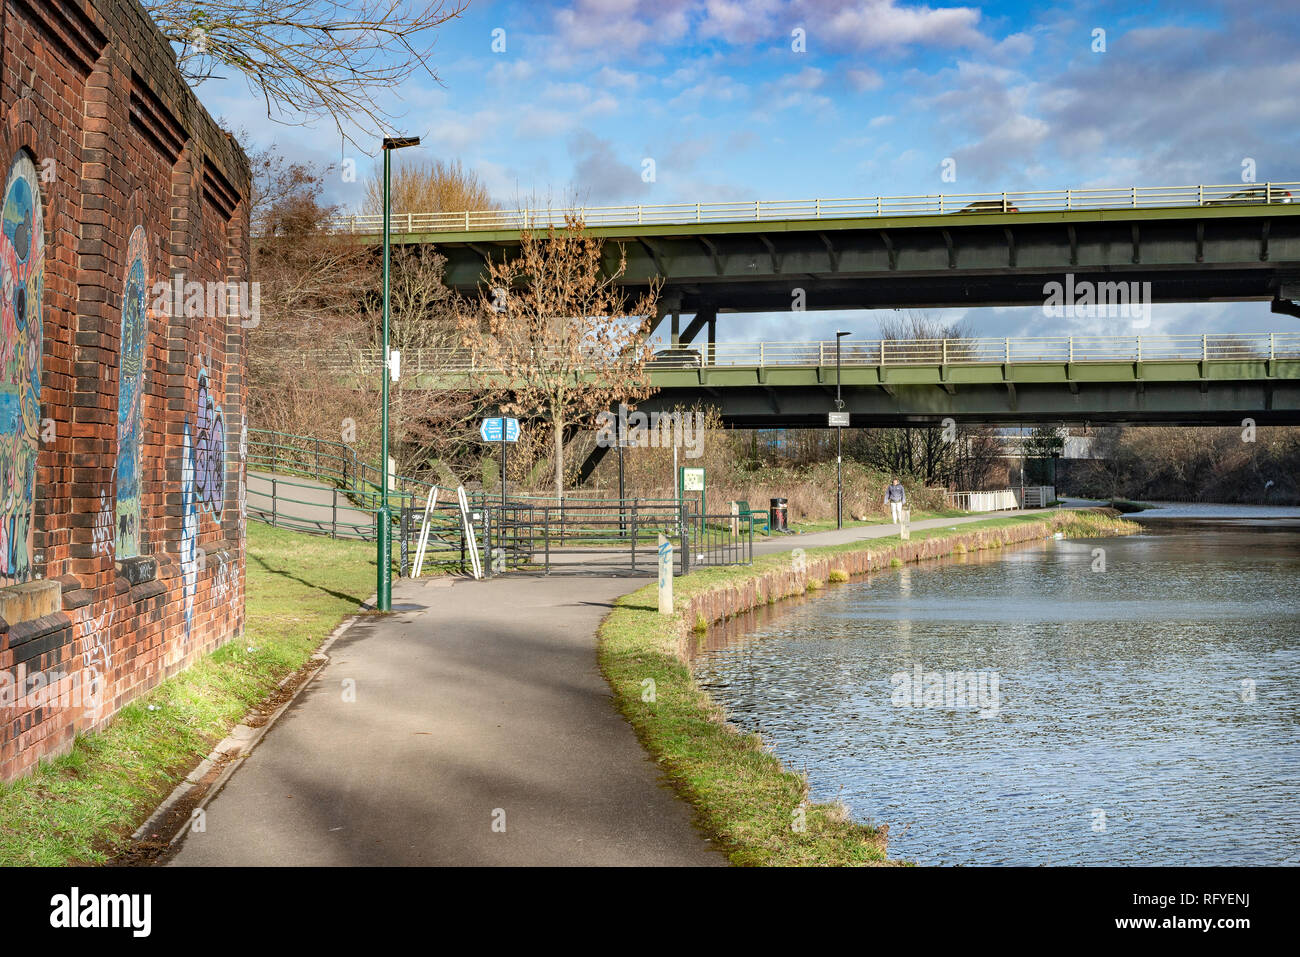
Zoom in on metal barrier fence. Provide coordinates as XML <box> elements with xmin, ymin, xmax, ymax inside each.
<box><xmin>945</xmin><ymin>486</ymin><xmax>1057</xmax><ymax>512</ymax></box>
<box><xmin>246</xmin><ymin>429</ymin><xmax>753</xmax><ymax>578</ymax></box>
<box><xmin>1016</xmin><ymin>486</ymin><xmax>1057</xmax><ymax>509</ymax></box>
<box><xmin>329</xmin><ymin>182</ymin><xmax>1300</xmax><ymax>234</ymax></box>
<box><xmin>286</xmin><ymin>331</ymin><xmax>1300</xmax><ymax>378</ymax></box>
<box><xmin>485</xmin><ymin>499</ymin><xmax>753</xmax><ymax>576</ymax></box>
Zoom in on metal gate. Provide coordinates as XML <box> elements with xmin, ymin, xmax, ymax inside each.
<box><xmin>480</xmin><ymin>498</ymin><xmax>753</xmax><ymax>576</ymax></box>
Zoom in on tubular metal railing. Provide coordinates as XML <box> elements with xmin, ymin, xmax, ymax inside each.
<box><xmin>247</xmin><ymin>429</ymin><xmax>474</xmax><ymax>574</ymax></box>
<box><xmin>330</xmin><ymin>182</ymin><xmax>1300</xmax><ymax>234</ymax></box>
<box><xmin>284</xmin><ymin>332</ymin><xmax>1300</xmax><ymax>377</ymax></box>
<box><xmin>246</xmin><ymin>429</ymin><xmax>753</xmax><ymax>577</ymax></box>
<box><xmin>485</xmin><ymin>499</ymin><xmax>753</xmax><ymax>575</ymax></box>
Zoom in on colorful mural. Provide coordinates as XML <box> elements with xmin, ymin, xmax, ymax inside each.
<box><xmin>115</xmin><ymin>226</ymin><xmax>148</xmax><ymax>557</ymax></box>
<box><xmin>0</xmin><ymin>153</ymin><xmax>43</xmax><ymax>584</ymax></box>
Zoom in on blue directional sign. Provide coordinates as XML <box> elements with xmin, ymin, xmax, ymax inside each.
<box><xmin>480</xmin><ymin>417</ymin><xmax>520</xmax><ymax>443</ymax></box>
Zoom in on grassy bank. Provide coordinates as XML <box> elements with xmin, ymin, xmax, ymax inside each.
<box><xmin>598</xmin><ymin>509</ymin><xmax>1138</xmax><ymax>867</ymax></box>
<box><xmin>0</xmin><ymin>523</ymin><xmax>378</xmax><ymax>866</ymax></box>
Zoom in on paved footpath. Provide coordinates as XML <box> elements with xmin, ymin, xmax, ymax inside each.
<box><xmin>169</xmin><ymin>509</ymin><xmax>1048</xmax><ymax>866</ymax></box>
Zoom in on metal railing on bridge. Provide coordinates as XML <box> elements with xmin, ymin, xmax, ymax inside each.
<box><xmin>288</xmin><ymin>332</ymin><xmax>1300</xmax><ymax>377</ymax></box>
<box><xmin>330</xmin><ymin>182</ymin><xmax>1300</xmax><ymax>234</ymax></box>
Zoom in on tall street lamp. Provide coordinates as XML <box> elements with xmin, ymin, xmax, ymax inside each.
<box><xmin>377</xmin><ymin>135</ymin><xmax>420</xmax><ymax>612</ymax></box>
<box><xmin>836</xmin><ymin>330</ymin><xmax>851</xmax><ymax>529</ymax></box>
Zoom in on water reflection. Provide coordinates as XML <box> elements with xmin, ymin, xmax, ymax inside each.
<box><xmin>692</xmin><ymin>523</ymin><xmax>1300</xmax><ymax>866</ymax></box>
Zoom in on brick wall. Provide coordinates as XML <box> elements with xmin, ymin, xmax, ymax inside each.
<box><xmin>0</xmin><ymin>0</ymin><xmax>250</xmax><ymax>780</ymax></box>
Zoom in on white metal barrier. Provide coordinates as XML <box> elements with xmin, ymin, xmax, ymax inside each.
<box><xmin>948</xmin><ymin>486</ymin><xmax>1056</xmax><ymax>512</ymax></box>
<box><xmin>329</xmin><ymin>181</ymin><xmax>1300</xmax><ymax>234</ymax></box>
<box><xmin>1017</xmin><ymin>486</ymin><xmax>1057</xmax><ymax>509</ymax></box>
<box><xmin>948</xmin><ymin>489</ymin><xmax>1020</xmax><ymax>512</ymax></box>
<box><xmin>292</xmin><ymin>332</ymin><xmax>1300</xmax><ymax>376</ymax></box>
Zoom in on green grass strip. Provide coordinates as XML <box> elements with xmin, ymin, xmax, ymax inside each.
<box><xmin>0</xmin><ymin>523</ymin><xmax>379</xmax><ymax>866</ymax></box>
<box><xmin>598</xmin><ymin>509</ymin><xmax>1138</xmax><ymax>866</ymax></box>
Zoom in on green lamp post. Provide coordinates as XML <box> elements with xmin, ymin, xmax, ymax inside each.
<box><xmin>377</xmin><ymin>135</ymin><xmax>420</xmax><ymax>612</ymax></box>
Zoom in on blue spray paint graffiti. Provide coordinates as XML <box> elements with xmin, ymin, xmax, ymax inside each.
<box><xmin>180</xmin><ymin>359</ymin><xmax>224</xmax><ymax>646</ymax></box>
<box><xmin>115</xmin><ymin>226</ymin><xmax>147</xmax><ymax>557</ymax></box>
<box><xmin>180</xmin><ymin>417</ymin><xmax>197</xmax><ymax>643</ymax></box>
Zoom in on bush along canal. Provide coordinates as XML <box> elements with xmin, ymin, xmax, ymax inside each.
<box><xmin>598</xmin><ymin>509</ymin><xmax>1138</xmax><ymax>866</ymax></box>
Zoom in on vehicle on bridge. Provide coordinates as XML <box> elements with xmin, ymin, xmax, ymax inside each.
<box><xmin>1207</xmin><ymin>187</ymin><xmax>1292</xmax><ymax>205</ymax></box>
<box><xmin>955</xmin><ymin>199</ymin><xmax>1020</xmax><ymax>214</ymax></box>
<box><xmin>648</xmin><ymin>347</ymin><xmax>703</xmax><ymax>369</ymax></box>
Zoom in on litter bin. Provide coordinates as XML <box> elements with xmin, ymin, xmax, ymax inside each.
<box><xmin>769</xmin><ymin>497</ymin><xmax>788</xmax><ymax>532</ymax></box>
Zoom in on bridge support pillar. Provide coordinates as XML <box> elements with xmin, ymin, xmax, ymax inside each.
<box><xmin>676</xmin><ymin>306</ymin><xmax>719</xmax><ymax>355</ymax></box>
<box><xmin>1271</xmin><ymin>297</ymin><xmax>1300</xmax><ymax>320</ymax></box>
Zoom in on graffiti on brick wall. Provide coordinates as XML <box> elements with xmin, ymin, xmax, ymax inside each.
<box><xmin>181</xmin><ymin>419</ymin><xmax>197</xmax><ymax>645</ymax></box>
<box><xmin>115</xmin><ymin>226</ymin><xmax>148</xmax><ymax>558</ymax></box>
<box><xmin>238</xmin><ymin>419</ymin><xmax>247</xmax><ymax>537</ymax></box>
<box><xmin>78</xmin><ymin>605</ymin><xmax>114</xmax><ymax>723</ymax></box>
<box><xmin>180</xmin><ymin>357</ymin><xmax>225</xmax><ymax>645</ymax></box>
<box><xmin>0</xmin><ymin>152</ymin><xmax>43</xmax><ymax>584</ymax></box>
<box><xmin>211</xmin><ymin>552</ymin><xmax>235</xmax><ymax>605</ymax></box>
<box><xmin>92</xmin><ymin>489</ymin><xmax>113</xmax><ymax>557</ymax></box>
<box><xmin>194</xmin><ymin>358</ymin><xmax>225</xmax><ymax>515</ymax></box>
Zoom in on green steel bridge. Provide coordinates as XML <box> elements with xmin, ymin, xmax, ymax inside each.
<box><xmin>335</xmin><ymin>182</ymin><xmax>1300</xmax><ymax>334</ymax></box>
<box><xmin>301</xmin><ymin>331</ymin><xmax>1300</xmax><ymax>427</ymax></box>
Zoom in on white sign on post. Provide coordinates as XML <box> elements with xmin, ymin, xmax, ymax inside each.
<box><xmin>828</xmin><ymin>411</ymin><xmax>850</xmax><ymax>427</ymax></box>
<box><xmin>658</xmin><ymin>533</ymin><xmax>673</xmax><ymax>615</ymax></box>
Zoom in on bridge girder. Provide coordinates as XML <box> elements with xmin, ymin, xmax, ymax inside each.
<box><xmin>403</xmin><ymin>206</ymin><xmax>1300</xmax><ymax>314</ymax></box>
<box><xmin>639</xmin><ymin>379</ymin><xmax>1300</xmax><ymax>428</ymax></box>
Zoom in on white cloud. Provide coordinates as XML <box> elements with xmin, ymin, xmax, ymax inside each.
<box><xmin>847</xmin><ymin>67</ymin><xmax>884</xmax><ymax>91</ymax></box>
<box><xmin>823</xmin><ymin>0</ymin><xmax>986</xmax><ymax>52</ymax></box>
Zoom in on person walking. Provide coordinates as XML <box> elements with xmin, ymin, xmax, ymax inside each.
<box><xmin>884</xmin><ymin>477</ymin><xmax>907</xmax><ymax>525</ymax></box>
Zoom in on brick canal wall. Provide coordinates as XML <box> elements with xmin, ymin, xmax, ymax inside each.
<box><xmin>0</xmin><ymin>0</ymin><xmax>250</xmax><ymax>779</ymax></box>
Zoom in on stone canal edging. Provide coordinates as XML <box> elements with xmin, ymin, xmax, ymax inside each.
<box><xmin>677</xmin><ymin>517</ymin><xmax>1097</xmax><ymax>654</ymax></box>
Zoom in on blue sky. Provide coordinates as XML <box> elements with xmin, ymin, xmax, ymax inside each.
<box><xmin>198</xmin><ymin>0</ymin><xmax>1300</xmax><ymax>342</ymax></box>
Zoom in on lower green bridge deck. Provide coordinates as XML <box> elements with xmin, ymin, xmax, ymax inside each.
<box><xmin>296</xmin><ymin>331</ymin><xmax>1300</xmax><ymax>427</ymax></box>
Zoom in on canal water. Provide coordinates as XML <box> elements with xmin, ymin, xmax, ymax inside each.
<box><xmin>691</xmin><ymin>509</ymin><xmax>1300</xmax><ymax>866</ymax></box>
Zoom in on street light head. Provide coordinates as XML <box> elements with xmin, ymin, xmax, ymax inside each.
<box><xmin>836</xmin><ymin>330</ymin><xmax>852</xmax><ymax>338</ymax></box>
<box><xmin>382</xmin><ymin>136</ymin><xmax>421</xmax><ymax>150</ymax></box>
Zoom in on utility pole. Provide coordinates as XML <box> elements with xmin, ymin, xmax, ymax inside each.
<box><xmin>377</xmin><ymin>135</ymin><xmax>420</xmax><ymax>612</ymax></box>
<box><xmin>836</xmin><ymin>330</ymin><xmax>851</xmax><ymax>529</ymax></box>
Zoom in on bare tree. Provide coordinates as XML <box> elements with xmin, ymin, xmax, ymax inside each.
<box><xmin>457</xmin><ymin>217</ymin><xmax>660</xmax><ymax>498</ymax></box>
<box><xmin>357</xmin><ymin>243</ymin><xmax>490</xmax><ymax>477</ymax></box>
<box><xmin>247</xmin><ymin>146</ymin><xmax>375</xmax><ymax>446</ymax></box>
<box><xmin>148</xmin><ymin>0</ymin><xmax>470</xmax><ymax>143</ymax></box>
<box><xmin>363</xmin><ymin>158</ymin><xmax>495</xmax><ymax>216</ymax></box>
<box><xmin>852</xmin><ymin>312</ymin><xmax>1001</xmax><ymax>488</ymax></box>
